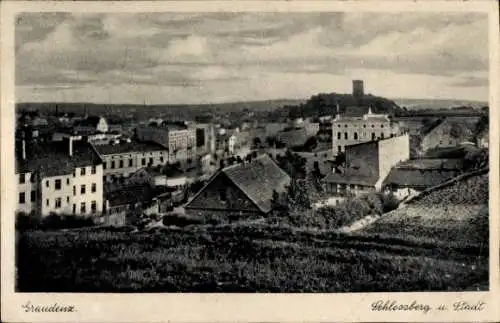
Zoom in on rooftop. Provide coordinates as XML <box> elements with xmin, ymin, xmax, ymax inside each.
<box><xmin>93</xmin><ymin>140</ymin><xmax>167</xmax><ymax>156</ymax></box>
<box><xmin>323</xmin><ymin>172</ymin><xmax>379</xmax><ymax>186</ymax></box>
<box><xmin>15</xmin><ymin>140</ymin><xmax>102</xmax><ymax>177</ymax></box>
<box><xmin>382</xmin><ymin>168</ymin><xmax>460</xmax><ymax>190</ymax></box>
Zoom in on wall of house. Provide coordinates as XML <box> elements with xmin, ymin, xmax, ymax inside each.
<box><xmin>377</xmin><ymin>134</ymin><xmax>410</xmax><ymax>189</ymax></box>
<box><xmin>345</xmin><ymin>141</ymin><xmax>379</xmax><ymax>178</ymax></box>
<box><xmin>102</xmin><ymin>150</ymin><xmax>167</xmax><ymax>181</ymax></box>
<box><xmin>186</xmin><ymin>173</ymin><xmax>261</xmax><ymax>215</ymax></box>
<box><xmin>331</xmin><ymin>118</ymin><xmax>400</xmax><ymax>155</ymax></box>
<box><xmin>40</xmin><ymin>173</ymin><xmax>74</xmax><ymax>216</ymax></box>
<box><xmin>70</xmin><ymin>164</ymin><xmax>104</xmax><ymax>216</ymax></box>
<box><xmin>294</xmin><ymin>150</ymin><xmax>334</xmax><ymax>174</ymax></box>
<box><xmin>16</xmin><ymin>172</ymin><xmax>36</xmax><ymax>214</ymax></box>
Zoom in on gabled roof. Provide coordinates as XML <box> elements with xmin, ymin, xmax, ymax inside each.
<box><xmin>15</xmin><ymin>140</ymin><xmax>102</xmax><ymax>177</ymax></box>
<box><xmin>93</xmin><ymin>140</ymin><xmax>167</xmax><ymax>156</ymax></box>
<box><xmin>186</xmin><ymin>154</ymin><xmax>291</xmax><ymax>213</ymax></box>
<box><xmin>382</xmin><ymin>168</ymin><xmax>460</xmax><ymax>190</ymax></box>
<box><xmin>424</xmin><ymin>118</ymin><xmax>475</xmax><ymax>140</ymax></box>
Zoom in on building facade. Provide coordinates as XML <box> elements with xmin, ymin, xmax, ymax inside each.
<box><xmin>331</xmin><ymin>107</ymin><xmax>402</xmax><ymax>155</ymax></box>
<box><xmin>420</xmin><ymin>119</ymin><xmax>475</xmax><ymax>152</ymax></box>
<box><xmin>15</xmin><ymin>137</ymin><xmax>104</xmax><ymax>217</ymax></box>
<box><xmin>136</xmin><ymin>124</ymin><xmax>197</xmax><ymax>167</ymax></box>
<box><xmin>93</xmin><ymin>140</ymin><xmax>169</xmax><ymax>182</ymax></box>
<box><xmin>323</xmin><ymin>133</ymin><xmax>410</xmax><ymax>197</ymax></box>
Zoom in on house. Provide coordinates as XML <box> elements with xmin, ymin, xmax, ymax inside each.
<box><xmin>323</xmin><ymin>134</ymin><xmax>410</xmax><ymax>198</ymax></box>
<box><xmin>15</xmin><ymin>136</ymin><xmax>104</xmax><ymax>217</ymax></box>
<box><xmin>276</xmin><ymin>127</ymin><xmax>309</xmax><ymax>148</ymax></box>
<box><xmin>185</xmin><ymin>154</ymin><xmax>291</xmax><ymax>218</ymax></box>
<box><xmin>74</xmin><ymin>116</ymin><xmax>109</xmax><ymax>134</ymax></box>
<box><xmin>136</xmin><ymin>123</ymin><xmax>197</xmax><ymax>167</ymax></box>
<box><xmin>382</xmin><ymin>158</ymin><xmax>463</xmax><ymax>200</ymax></box>
<box><xmin>331</xmin><ymin>106</ymin><xmax>402</xmax><ymax>155</ymax></box>
<box><xmin>92</xmin><ymin>139</ymin><xmax>169</xmax><ymax>182</ymax></box>
<box><xmin>420</xmin><ymin>118</ymin><xmax>476</xmax><ymax>152</ymax></box>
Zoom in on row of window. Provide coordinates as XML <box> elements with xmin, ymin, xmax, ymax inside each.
<box><xmin>336</xmin><ymin>124</ymin><xmax>386</xmax><ymax>128</ymax></box>
<box><xmin>336</xmin><ymin>132</ymin><xmax>385</xmax><ymax>141</ymax></box>
<box><xmin>103</xmin><ymin>157</ymin><xmax>161</xmax><ymax>170</ymax></box>
<box><xmin>20</xmin><ymin>183</ymin><xmax>97</xmax><ymax>204</ymax></box>
<box><xmin>19</xmin><ymin>166</ymin><xmax>97</xmax><ymax>185</ymax></box>
<box><xmin>73</xmin><ymin>166</ymin><xmax>97</xmax><ymax>177</ymax></box>
<box><xmin>19</xmin><ymin>193</ymin><xmax>97</xmax><ymax>213</ymax></box>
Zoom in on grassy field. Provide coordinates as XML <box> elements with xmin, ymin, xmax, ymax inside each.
<box><xmin>16</xmin><ymin>172</ymin><xmax>489</xmax><ymax>293</ymax></box>
<box><xmin>17</xmin><ymin>218</ymin><xmax>488</xmax><ymax>292</ymax></box>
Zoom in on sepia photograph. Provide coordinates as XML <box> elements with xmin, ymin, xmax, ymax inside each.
<box><xmin>1</xmin><ymin>1</ymin><xmax>499</xmax><ymax>322</ymax></box>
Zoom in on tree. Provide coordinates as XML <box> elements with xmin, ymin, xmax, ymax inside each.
<box><xmin>252</xmin><ymin>137</ymin><xmax>262</xmax><ymax>148</ymax></box>
<box><xmin>287</xmin><ymin>178</ymin><xmax>311</xmax><ymax>210</ymax></box>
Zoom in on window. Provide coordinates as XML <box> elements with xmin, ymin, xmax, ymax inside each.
<box><xmin>372</xmin><ymin>133</ymin><xmax>376</xmax><ymax>140</ymax></box>
<box><xmin>55</xmin><ymin>179</ymin><xmax>62</xmax><ymax>190</ymax></box>
<box><xmin>381</xmin><ymin>133</ymin><xmax>384</xmax><ymax>139</ymax></box>
<box><xmin>119</xmin><ymin>160</ymin><xmax>124</xmax><ymax>168</ymax></box>
<box><xmin>19</xmin><ymin>173</ymin><xmax>25</xmax><ymax>184</ymax></box>
<box><xmin>219</xmin><ymin>189</ymin><xmax>227</xmax><ymax>201</ymax></box>
<box><xmin>149</xmin><ymin>158</ymin><xmax>153</xmax><ymax>165</ymax></box>
<box><xmin>344</xmin><ymin>132</ymin><xmax>348</xmax><ymax>140</ymax></box>
<box><xmin>141</xmin><ymin>158</ymin><xmax>146</xmax><ymax>166</ymax></box>
<box><xmin>30</xmin><ymin>190</ymin><xmax>36</xmax><ymax>202</ymax></box>
<box><xmin>91</xmin><ymin>165</ymin><xmax>96</xmax><ymax>174</ymax></box>
<box><xmin>354</xmin><ymin>132</ymin><xmax>358</xmax><ymax>140</ymax></box>
<box><xmin>67</xmin><ymin>196</ymin><xmax>70</xmax><ymax>203</ymax></box>
<box><xmin>81</xmin><ymin>184</ymin><xmax>86</xmax><ymax>195</ymax></box>
<box><xmin>439</xmin><ymin>140</ymin><xmax>443</xmax><ymax>145</ymax></box>
<box><xmin>81</xmin><ymin>167</ymin><xmax>86</xmax><ymax>176</ymax></box>
<box><xmin>46</xmin><ymin>199</ymin><xmax>49</xmax><ymax>207</ymax></box>
<box><xmin>55</xmin><ymin>198</ymin><xmax>62</xmax><ymax>209</ymax></box>
<box><xmin>91</xmin><ymin>183</ymin><xmax>96</xmax><ymax>193</ymax></box>
<box><xmin>72</xmin><ymin>204</ymin><xmax>76</xmax><ymax>214</ymax></box>
<box><xmin>371</xmin><ymin>124</ymin><xmax>375</xmax><ymax>128</ymax></box>
<box><xmin>80</xmin><ymin>202</ymin><xmax>86</xmax><ymax>214</ymax></box>
<box><xmin>66</xmin><ymin>178</ymin><xmax>70</xmax><ymax>185</ymax></box>
<box><xmin>19</xmin><ymin>192</ymin><xmax>25</xmax><ymax>204</ymax></box>
<box><xmin>73</xmin><ymin>185</ymin><xmax>76</xmax><ymax>196</ymax></box>
<box><xmin>30</xmin><ymin>174</ymin><xmax>36</xmax><ymax>183</ymax></box>
<box><xmin>449</xmin><ymin>140</ymin><xmax>453</xmax><ymax>144</ymax></box>
<box><xmin>344</xmin><ymin>124</ymin><xmax>348</xmax><ymax>128</ymax></box>
<box><xmin>338</xmin><ymin>146</ymin><xmax>342</xmax><ymax>153</ymax></box>
<box><xmin>46</xmin><ymin>180</ymin><xmax>49</xmax><ymax>188</ymax></box>
<box><xmin>337</xmin><ymin>132</ymin><xmax>341</xmax><ymax>140</ymax></box>
<box><xmin>129</xmin><ymin>159</ymin><xmax>133</xmax><ymax>167</ymax></box>
<box><xmin>160</xmin><ymin>157</ymin><xmax>164</xmax><ymax>163</ymax></box>
<box><xmin>111</xmin><ymin>161</ymin><xmax>115</xmax><ymax>169</ymax></box>
<box><xmin>73</xmin><ymin>170</ymin><xmax>76</xmax><ymax>177</ymax></box>
<box><xmin>103</xmin><ymin>162</ymin><xmax>107</xmax><ymax>170</ymax></box>
<box><xmin>363</xmin><ymin>124</ymin><xmax>367</xmax><ymax>128</ymax></box>
<box><xmin>91</xmin><ymin>201</ymin><xmax>97</xmax><ymax>213</ymax></box>
<box><xmin>381</xmin><ymin>124</ymin><xmax>384</xmax><ymax>128</ymax></box>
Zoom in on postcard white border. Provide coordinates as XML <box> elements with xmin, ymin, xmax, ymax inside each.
<box><xmin>1</xmin><ymin>1</ymin><xmax>499</xmax><ymax>322</ymax></box>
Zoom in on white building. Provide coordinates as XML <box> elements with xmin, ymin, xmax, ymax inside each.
<box><xmin>74</xmin><ymin>116</ymin><xmax>109</xmax><ymax>134</ymax></box>
<box><xmin>331</xmin><ymin>105</ymin><xmax>402</xmax><ymax>155</ymax></box>
<box><xmin>15</xmin><ymin>137</ymin><xmax>104</xmax><ymax>217</ymax></box>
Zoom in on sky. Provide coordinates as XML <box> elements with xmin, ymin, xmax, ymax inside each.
<box><xmin>15</xmin><ymin>12</ymin><xmax>489</xmax><ymax>104</ymax></box>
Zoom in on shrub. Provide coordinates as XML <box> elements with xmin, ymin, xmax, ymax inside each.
<box><xmin>16</xmin><ymin>212</ymin><xmax>40</xmax><ymax>232</ymax></box>
<box><xmin>162</xmin><ymin>214</ymin><xmax>205</xmax><ymax>227</ymax></box>
<box><xmin>381</xmin><ymin>193</ymin><xmax>400</xmax><ymax>213</ymax></box>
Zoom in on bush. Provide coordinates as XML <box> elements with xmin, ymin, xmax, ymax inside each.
<box><xmin>381</xmin><ymin>193</ymin><xmax>400</xmax><ymax>213</ymax></box>
<box><xmin>162</xmin><ymin>214</ymin><xmax>205</xmax><ymax>227</ymax></box>
<box><xmin>16</xmin><ymin>212</ymin><xmax>40</xmax><ymax>232</ymax></box>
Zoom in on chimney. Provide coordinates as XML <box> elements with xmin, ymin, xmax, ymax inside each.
<box><xmin>68</xmin><ymin>137</ymin><xmax>73</xmax><ymax>156</ymax></box>
<box><xmin>21</xmin><ymin>139</ymin><xmax>26</xmax><ymax>160</ymax></box>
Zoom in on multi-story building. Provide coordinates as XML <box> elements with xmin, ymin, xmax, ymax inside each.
<box><xmin>136</xmin><ymin>123</ymin><xmax>197</xmax><ymax>168</ymax></box>
<box><xmin>420</xmin><ymin>118</ymin><xmax>475</xmax><ymax>152</ymax></box>
<box><xmin>331</xmin><ymin>106</ymin><xmax>402</xmax><ymax>155</ymax></box>
<box><xmin>323</xmin><ymin>134</ymin><xmax>410</xmax><ymax>202</ymax></box>
<box><xmin>93</xmin><ymin>139</ymin><xmax>169</xmax><ymax>182</ymax></box>
<box><xmin>196</xmin><ymin>123</ymin><xmax>216</xmax><ymax>155</ymax></box>
<box><xmin>15</xmin><ymin>136</ymin><xmax>104</xmax><ymax>217</ymax></box>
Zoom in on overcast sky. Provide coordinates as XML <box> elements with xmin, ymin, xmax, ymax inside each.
<box><xmin>15</xmin><ymin>12</ymin><xmax>489</xmax><ymax>104</ymax></box>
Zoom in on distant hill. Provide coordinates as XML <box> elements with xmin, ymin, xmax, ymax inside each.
<box><xmin>283</xmin><ymin>92</ymin><xmax>405</xmax><ymax>119</ymax></box>
<box><xmin>16</xmin><ymin>99</ymin><xmax>306</xmax><ymax>122</ymax></box>
<box><xmin>393</xmin><ymin>98</ymin><xmax>487</xmax><ymax>111</ymax></box>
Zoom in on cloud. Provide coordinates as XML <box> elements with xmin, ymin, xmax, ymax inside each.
<box><xmin>15</xmin><ymin>12</ymin><xmax>489</xmax><ymax>102</ymax></box>
<box><xmin>450</xmin><ymin>76</ymin><xmax>489</xmax><ymax>87</ymax></box>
